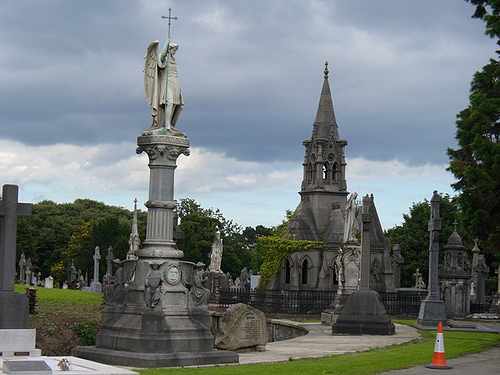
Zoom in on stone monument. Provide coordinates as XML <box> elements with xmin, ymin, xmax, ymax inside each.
<box><xmin>0</xmin><ymin>184</ymin><xmax>32</xmax><ymax>328</ymax></box>
<box><xmin>25</xmin><ymin>257</ymin><xmax>32</xmax><ymax>285</ymax></box>
<box><xmin>439</xmin><ymin>230</ymin><xmax>471</xmax><ymax>318</ymax></box>
<box><xmin>90</xmin><ymin>246</ymin><xmax>102</xmax><ymax>293</ymax></box>
<box><xmin>414</xmin><ymin>268</ymin><xmax>426</xmax><ymax>289</ymax></box>
<box><xmin>417</xmin><ymin>191</ymin><xmax>447</xmax><ymax>328</ymax></box>
<box><xmin>44</xmin><ymin>276</ymin><xmax>54</xmax><ymax>289</ymax></box>
<box><xmin>76</xmin><ymin>15</ymin><xmax>238</xmax><ymax>367</ymax></box>
<box><xmin>392</xmin><ymin>244</ymin><xmax>404</xmax><ymax>289</ymax></box>
<box><xmin>209</xmin><ymin>229</ymin><xmax>223</xmax><ymax>273</ymax></box>
<box><xmin>214</xmin><ymin>304</ymin><xmax>267</xmax><ymax>351</ymax></box>
<box><xmin>470</xmin><ymin>239</ymin><xmax>489</xmax><ymax>305</ymax></box>
<box><xmin>127</xmin><ymin>198</ymin><xmax>140</xmax><ymax>260</ymax></box>
<box><xmin>332</xmin><ymin>194</ymin><xmax>394</xmax><ymax>335</ymax></box>
<box><xmin>18</xmin><ymin>252</ymin><xmax>26</xmax><ymax>283</ymax></box>
<box><xmin>489</xmin><ymin>265</ymin><xmax>500</xmax><ymax>314</ymax></box>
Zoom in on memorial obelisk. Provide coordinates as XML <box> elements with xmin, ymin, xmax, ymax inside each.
<box><xmin>76</xmin><ymin>10</ymin><xmax>238</xmax><ymax>367</ymax></box>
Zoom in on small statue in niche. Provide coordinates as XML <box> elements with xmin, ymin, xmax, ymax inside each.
<box><xmin>144</xmin><ymin>263</ymin><xmax>164</xmax><ymax>309</ymax></box>
<box><xmin>189</xmin><ymin>262</ymin><xmax>210</xmax><ymax>307</ymax></box>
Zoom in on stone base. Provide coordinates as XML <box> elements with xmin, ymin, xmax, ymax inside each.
<box><xmin>417</xmin><ymin>298</ymin><xmax>447</xmax><ymax>328</ymax></box>
<box><xmin>332</xmin><ymin>289</ymin><xmax>395</xmax><ymax>335</ymax></box>
<box><xmin>75</xmin><ymin>346</ymin><xmax>238</xmax><ymax>368</ymax></box>
<box><xmin>0</xmin><ymin>329</ymin><xmax>41</xmax><ymax>357</ymax></box>
<box><xmin>0</xmin><ymin>292</ymin><xmax>28</xmax><ymax>329</ymax></box>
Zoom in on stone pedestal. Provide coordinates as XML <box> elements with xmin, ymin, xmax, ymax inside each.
<box><xmin>332</xmin><ymin>289</ymin><xmax>395</xmax><ymax>335</ymax></box>
<box><xmin>417</xmin><ymin>299</ymin><xmax>447</xmax><ymax>328</ymax></box>
<box><xmin>75</xmin><ymin>129</ymin><xmax>238</xmax><ymax>367</ymax></box>
<box><xmin>0</xmin><ymin>292</ymin><xmax>29</xmax><ymax>329</ymax></box>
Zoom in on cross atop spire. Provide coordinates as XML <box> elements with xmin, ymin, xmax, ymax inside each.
<box><xmin>312</xmin><ymin>61</ymin><xmax>338</xmax><ymax>140</ymax></box>
<box><xmin>324</xmin><ymin>61</ymin><xmax>329</xmax><ymax>79</ymax></box>
<box><xmin>161</xmin><ymin>8</ymin><xmax>178</xmax><ymax>41</ymax></box>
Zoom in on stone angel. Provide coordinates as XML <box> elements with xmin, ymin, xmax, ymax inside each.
<box><xmin>144</xmin><ymin>40</ymin><xmax>184</xmax><ymax>132</ymax></box>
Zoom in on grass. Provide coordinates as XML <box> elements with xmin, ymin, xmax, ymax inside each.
<box><xmin>139</xmin><ymin>323</ymin><xmax>500</xmax><ymax>375</ymax></box>
<box><xmin>15</xmin><ymin>284</ymin><xmax>102</xmax><ymax>306</ymax></box>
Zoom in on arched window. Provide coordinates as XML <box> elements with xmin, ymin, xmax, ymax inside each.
<box><xmin>322</xmin><ymin>162</ymin><xmax>329</xmax><ymax>182</ymax></box>
<box><xmin>285</xmin><ymin>259</ymin><xmax>291</xmax><ymax>284</ymax></box>
<box><xmin>301</xmin><ymin>258</ymin><xmax>309</xmax><ymax>285</ymax></box>
<box><xmin>332</xmin><ymin>162</ymin><xmax>338</xmax><ymax>182</ymax></box>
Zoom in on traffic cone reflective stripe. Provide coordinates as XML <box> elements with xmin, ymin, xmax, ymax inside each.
<box><xmin>426</xmin><ymin>321</ymin><xmax>452</xmax><ymax>370</ymax></box>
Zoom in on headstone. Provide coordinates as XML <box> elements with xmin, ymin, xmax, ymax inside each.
<box><xmin>62</xmin><ymin>282</ymin><xmax>68</xmax><ymax>289</ymax></box>
<box><xmin>250</xmin><ymin>274</ymin><xmax>261</xmax><ymax>290</ymax></box>
<box><xmin>214</xmin><ymin>304</ymin><xmax>267</xmax><ymax>351</ymax></box>
<box><xmin>0</xmin><ymin>184</ymin><xmax>32</xmax><ymax>329</ymax></box>
<box><xmin>44</xmin><ymin>276</ymin><xmax>53</xmax><ymax>289</ymax></box>
<box><xmin>89</xmin><ymin>246</ymin><xmax>102</xmax><ymax>293</ymax></box>
<box><xmin>332</xmin><ymin>194</ymin><xmax>394</xmax><ymax>335</ymax></box>
<box><xmin>417</xmin><ymin>191</ymin><xmax>447</xmax><ymax>327</ymax></box>
<box><xmin>0</xmin><ymin>329</ymin><xmax>41</xmax><ymax>357</ymax></box>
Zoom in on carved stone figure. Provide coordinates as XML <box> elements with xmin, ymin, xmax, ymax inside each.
<box><xmin>189</xmin><ymin>262</ymin><xmax>210</xmax><ymax>307</ymax></box>
<box><xmin>343</xmin><ymin>192</ymin><xmax>360</xmax><ymax>243</ymax></box>
<box><xmin>414</xmin><ymin>268</ymin><xmax>426</xmax><ymax>289</ymax></box>
<box><xmin>144</xmin><ymin>40</ymin><xmax>183</xmax><ymax>131</ymax></box>
<box><xmin>240</xmin><ymin>267</ymin><xmax>250</xmax><ymax>289</ymax></box>
<box><xmin>127</xmin><ymin>198</ymin><xmax>140</xmax><ymax>260</ymax></box>
<box><xmin>144</xmin><ymin>263</ymin><xmax>164</xmax><ymax>309</ymax></box>
<box><xmin>334</xmin><ymin>249</ymin><xmax>344</xmax><ymax>290</ymax></box>
<box><xmin>209</xmin><ymin>229</ymin><xmax>223</xmax><ymax>273</ymax></box>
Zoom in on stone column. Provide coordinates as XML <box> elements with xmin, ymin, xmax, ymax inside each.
<box><xmin>417</xmin><ymin>191</ymin><xmax>447</xmax><ymax>327</ymax></box>
<box><xmin>359</xmin><ymin>194</ymin><xmax>371</xmax><ymax>290</ymax></box>
<box><xmin>136</xmin><ymin>133</ymin><xmax>189</xmax><ymax>258</ymax></box>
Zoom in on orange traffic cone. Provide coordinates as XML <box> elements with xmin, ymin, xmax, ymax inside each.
<box><xmin>426</xmin><ymin>321</ymin><xmax>452</xmax><ymax>370</ymax></box>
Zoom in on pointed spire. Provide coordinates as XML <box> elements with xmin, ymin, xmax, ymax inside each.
<box><xmin>313</xmin><ymin>61</ymin><xmax>338</xmax><ymax>140</ymax></box>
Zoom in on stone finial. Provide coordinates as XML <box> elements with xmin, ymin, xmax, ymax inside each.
<box><xmin>324</xmin><ymin>61</ymin><xmax>329</xmax><ymax>79</ymax></box>
<box><xmin>472</xmin><ymin>238</ymin><xmax>480</xmax><ymax>253</ymax></box>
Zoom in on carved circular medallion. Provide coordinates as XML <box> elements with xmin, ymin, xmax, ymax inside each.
<box><xmin>165</xmin><ymin>265</ymin><xmax>181</xmax><ymax>285</ymax></box>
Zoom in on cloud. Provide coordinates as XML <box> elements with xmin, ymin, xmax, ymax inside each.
<box><xmin>0</xmin><ymin>139</ymin><xmax>454</xmax><ymax>229</ymax></box>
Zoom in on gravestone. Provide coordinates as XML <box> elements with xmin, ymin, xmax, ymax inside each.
<box><xmin>332</xmin><ymin>194</ymin><xmax>394</xmax><ymax>335</ymax></box>
<box><xmin>89</xmin><ymin>246</ymin><xmax>102</xmax><ymax>293</ymax></box>
<box><xmin>43</xmin><ymin>277</ymin><xmax>53</xmax><ymax>289</ymax></box>
<box><xmin>215</xmin><ymin>304</ymin><xmax>267</xmax><ymax>351</ymax></box>
<box><xmin>0</xmin><ymin>184</ymin><xmax>32</xmax><ymax>329</ymax></box>
<box><xmin>470</xmin><ymin>239</ymin><xmax>489</xmax><ymax>305</ymax></box>
<box><xmin>417</xmin><ymin>191</ymin><xmax>447</xmax><ymax>327</ymax></box>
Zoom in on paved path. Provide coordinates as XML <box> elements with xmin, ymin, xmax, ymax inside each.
<box><xmin>381</xmin><ymin>346</ymin><xmax>500</xmax><ymax>375</ymax></box>
<box><xmin>239</xmin><ymin>322</ymin><xmax>419</xmax><ymax>364</ymax></box>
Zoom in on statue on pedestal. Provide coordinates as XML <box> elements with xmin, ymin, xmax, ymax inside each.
<box><xmin>209</xmin><ymin>229</ymin><xmax>223</xmax><ymax>273</ymax></box>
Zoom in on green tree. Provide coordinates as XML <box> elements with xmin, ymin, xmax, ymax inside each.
<box><xmin>386</xmin><ymin>194</ymin><xmax>460</xmax><ymax>287</ymax></box>
<box><xmin>447</xmin><ymin>1</ymin><xmax>500</xmax><ymax>258</ymax></box>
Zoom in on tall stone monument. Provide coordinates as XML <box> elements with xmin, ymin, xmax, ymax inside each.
<box><xmin>0</xmin><ymin>185</ymin><xmax>32</xmax><ymax>328</ymax></box>
<box><xmin>332</xmin><ymin>194</ymin><xmax>394</xmax><ymax>335</ymax></box>
<box><xmin>76</xmin><ymin>15</ymin><xmax>238</xmax><ymax>367</ymax></box>
<box><xmin>90</xmin><ymin>246</ymin><xmax>102</xmax><ymax>293</ymax></box>
<box><xmin>439</xmin><ymin>230</ymin><xmax>471</xmax><ymax>317</ymax></box>
<box><xmin>417</xmin><ymin>191</ymin><xmax>447</xmax><ymax>327</ymax></box>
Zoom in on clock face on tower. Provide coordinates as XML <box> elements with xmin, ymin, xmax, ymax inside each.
<box><xmin>165</xmin><ymin>265</ymin><xmax>181</xmax><ymax>285</ymax></box>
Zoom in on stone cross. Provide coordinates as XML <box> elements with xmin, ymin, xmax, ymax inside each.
<box><xmin>93</xmin><ymin>246</ymin><xmax>101</xmax><ymax>284</ymax></box>
<box><xmin>359</xmin><ymin>194</ymin><xmax>372</xmax><ymax>289</ymax></box>
<box><xmin>0</xmin><ymin>185</ymin><xmax>32</xmax><ymax>292</ymax></box>
<box><xmin>426</xmin><ymin>191</ymin><xmax>441</xmax><ymax>300</ymax></box>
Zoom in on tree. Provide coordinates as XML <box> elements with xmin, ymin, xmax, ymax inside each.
<box><xmin>386</xmin><ymin>194</ymin><xmax>460</xmax><ymax>287</ymax></box>
<box><xmin>447</xmin><ymin>1</ymin><xmax>500</xmax><ymax>259</ymax></box>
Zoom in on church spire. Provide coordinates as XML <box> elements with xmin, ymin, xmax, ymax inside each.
<box><xmin>312</xmin><ymin>61</ymin><xmax>338</xmax><ymax>140</ymax></box>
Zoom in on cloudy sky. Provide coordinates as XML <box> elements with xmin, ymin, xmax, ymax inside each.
<box><xmin>0</xmin><ymin>1</ymin><xmax>496</xmax><ymax>229</ymax></box>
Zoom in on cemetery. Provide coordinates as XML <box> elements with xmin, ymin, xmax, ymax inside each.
<box><xmin>1</xmin><ymin>1</ymin><xmax>500</xmax><ymax>375</ymax></box>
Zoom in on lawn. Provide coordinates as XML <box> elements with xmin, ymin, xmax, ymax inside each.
<box><xmin>15</xmin><ymin>284</ymin><xmax>102</xmax><ymax>355</ymax></box>
<box><xmin>139</xmin><ymin>325</ymin><xmax>500</xmax><ymax>375</ymax></box>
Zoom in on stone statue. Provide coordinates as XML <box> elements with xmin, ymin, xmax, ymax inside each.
<box><xmin>240</xmin><ymin>267</ymin><xmax>250</xmax><ymax>290</ymax></box>
<box><xmin>414</xmin><ymin>267</ymin><xmax>426</xmax><ymax>289</ymax></box>
<box><xmin>144</xmin><ymin>39</ymin><xmax>183</xmax><ymax>132</ymax></box>
<box><xmin>144</xmin><ymin>263</ymin><xmax>164</xmax><ymax>309</ymax></box>
<box><xmin>209</xmin><ymin>229</ymin><xmax>223</xmax><ymax>273</ymax></box>
<box><xmin>334</xmin><ymin>249</ymin><xmax>344</xmax><ymax>290</ymax></box>
<box><xmin>343</xmin><ymin>192</ymin><xmax>360</xmax><ymax>243</ymax></box>
<box><xmin>69</xmin><ymin>260</ymin><xmax>77</xmax><ymax>283</ymax></box>
<box><xmin>189</xmin><ymin>262</ymin><xmax>210</xmax><ymax>307</ymax></box>
<box><xmin>127</xmin><ymin>198</ymin><xmax>140</xmax><ymax>260</ymax></box>
<box><xmin>18</xmin><ymin>252</ymin><xmax>26</xmax><ymax>283</ymax></box>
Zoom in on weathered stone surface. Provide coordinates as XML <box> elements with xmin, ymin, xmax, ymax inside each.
<box><xmin>215</xmin><ymin>304</ymin><xmax>268</xmax><ymax>351</ymax></box>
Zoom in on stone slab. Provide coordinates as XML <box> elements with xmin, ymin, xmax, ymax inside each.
<box><xmin>416</xmin><ymin>299</ymin><xmax>447</xmax><ymax>328</ymax></box>
<box><xmin>75</xmin><ymin>346</ymin><xmax>238</xmax><ymax>368</ymax></box>
<box><xmin>2</xmin><ymin>360</ymin><xmax>51</xmax><ymax>374</ymax></box>
<box><xmin>0</xmin><ymin>330</ymin><xmax>39</xmax><ymax>356</ymax></box>
<box><xmin>0</xmin><ymin>357</ymin><xmax>136</xmax><ymax>375</ymax></box>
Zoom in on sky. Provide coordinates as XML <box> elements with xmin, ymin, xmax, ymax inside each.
<box><xmin>0</xmin><ymin>0</ymin><xmax>496</xmax><ymax>230</ymax></box>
